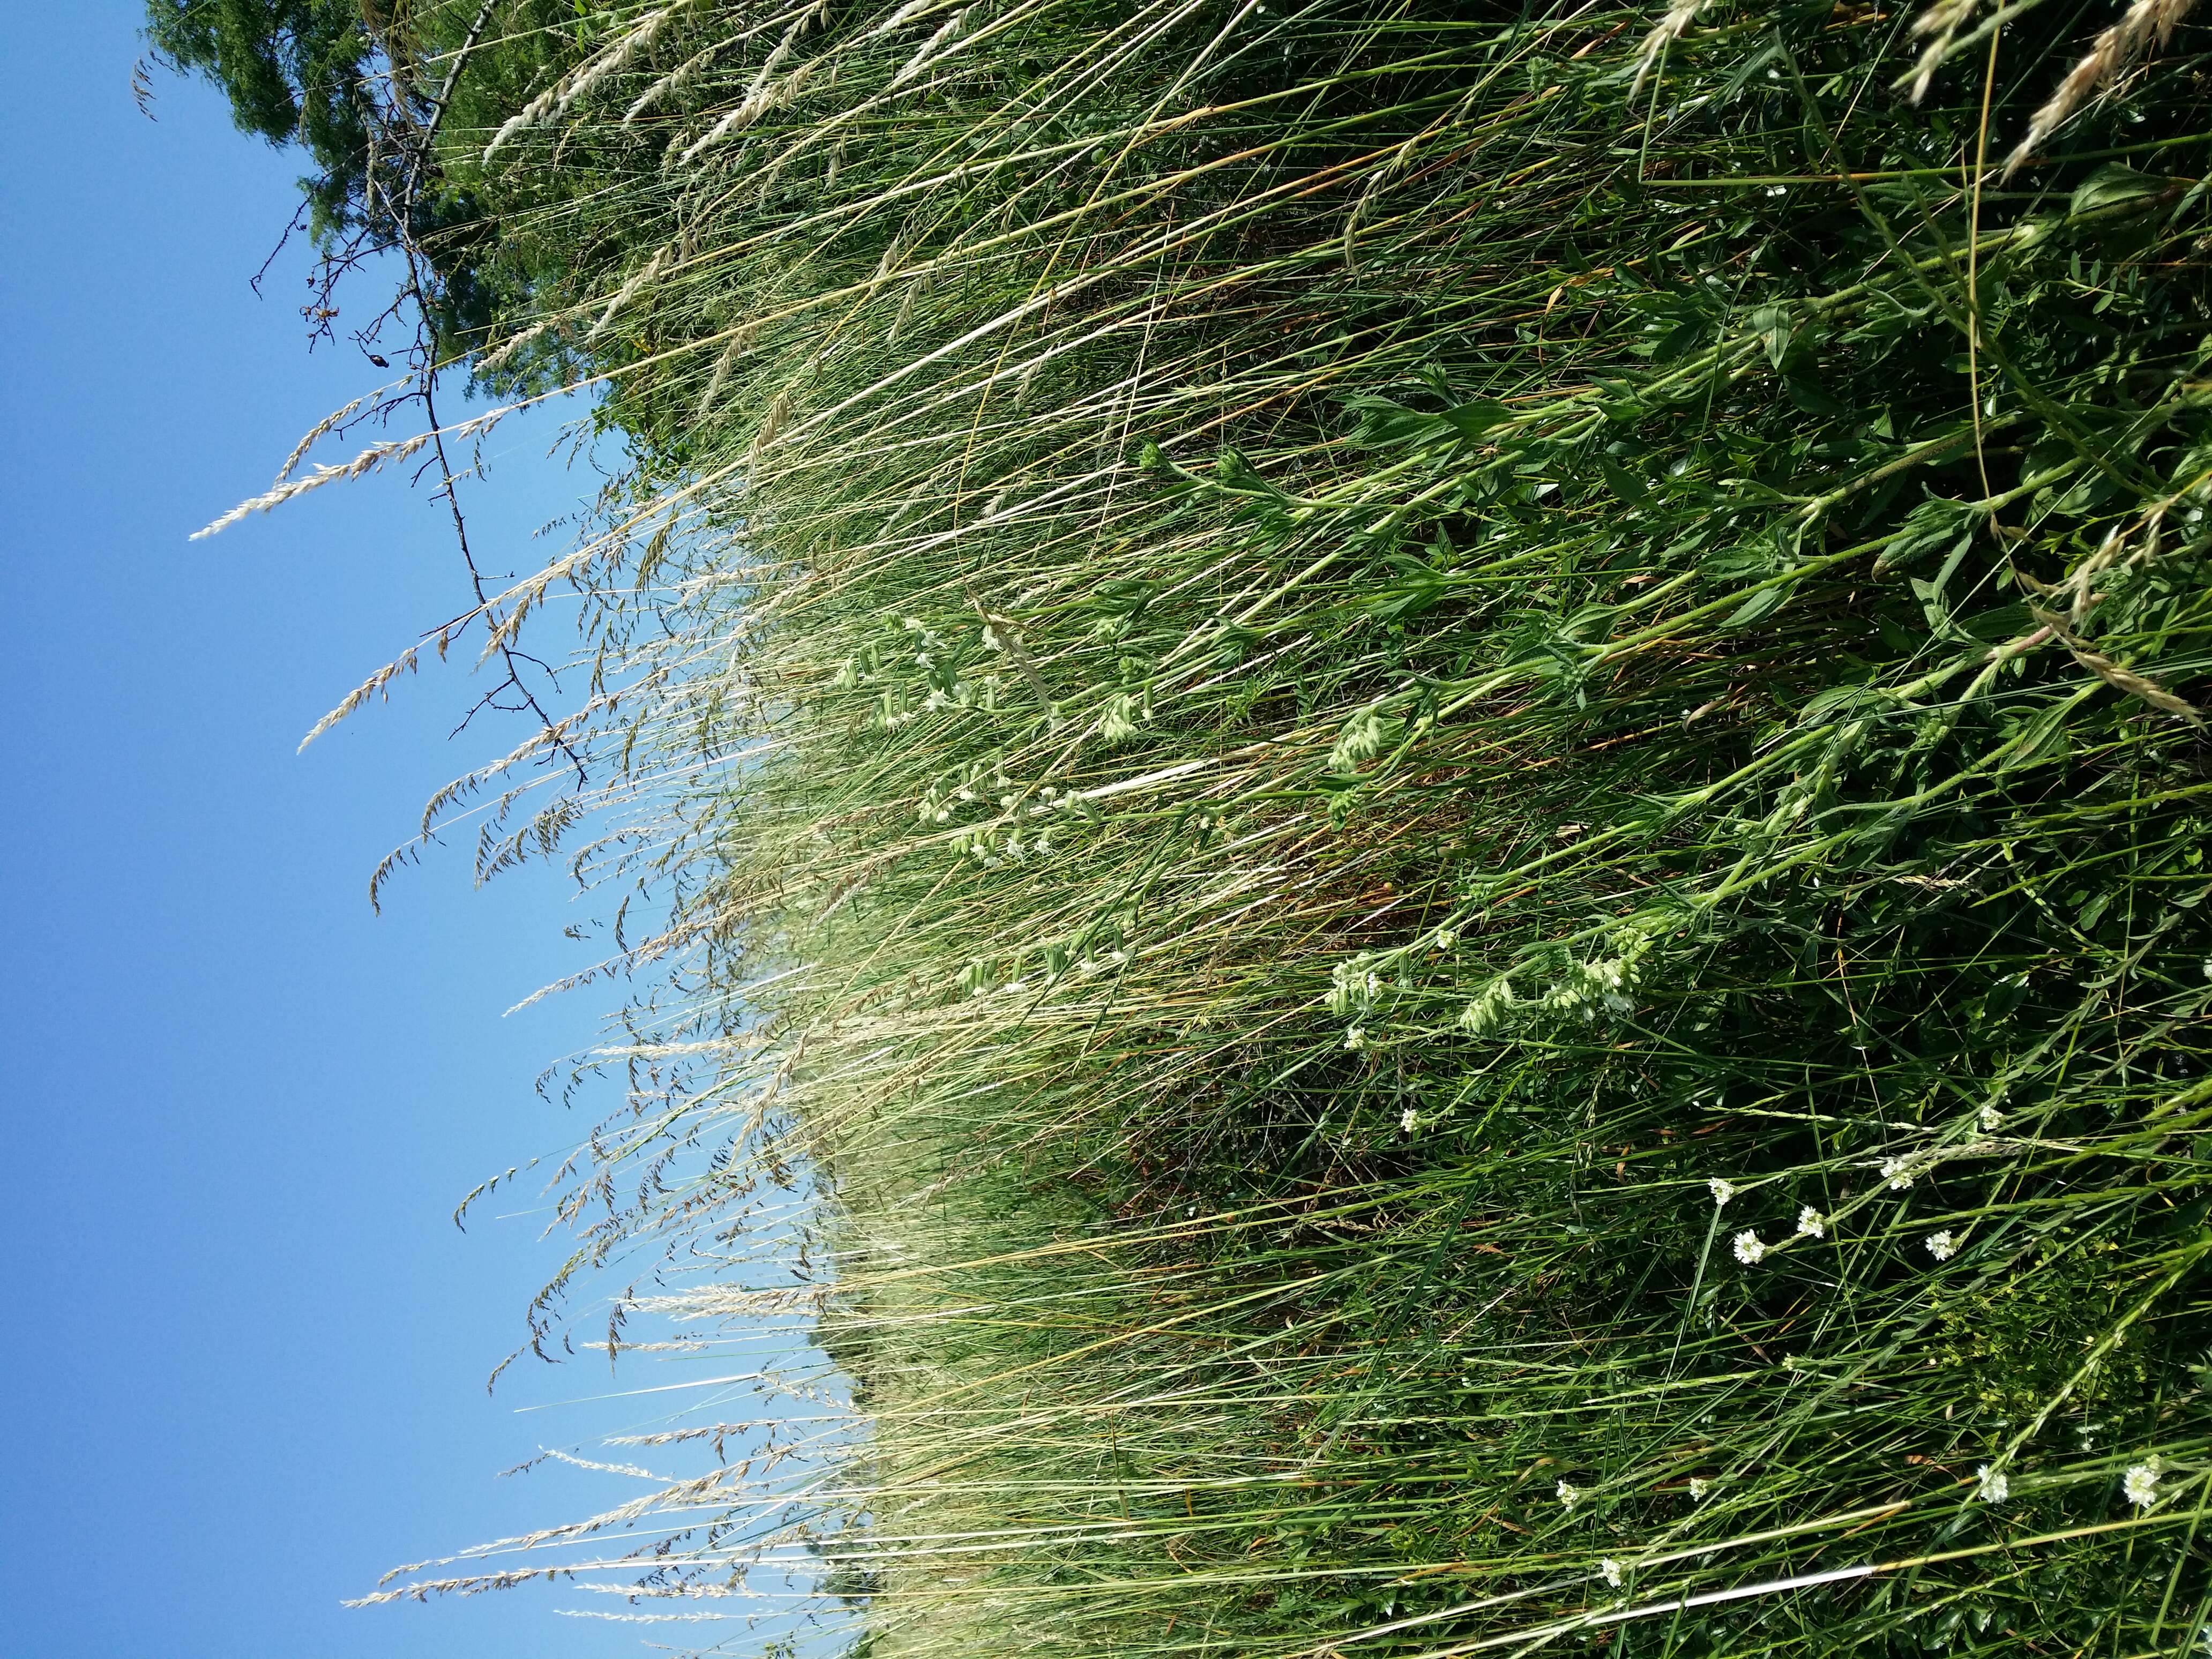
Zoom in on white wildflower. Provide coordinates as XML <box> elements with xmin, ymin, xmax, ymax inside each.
<box><xmin>1880</xmin><ymin>1155</ymin><xmax>1915</xmax><ymax>1190</ymax></box>
<box><xmin>1344</xmin><ymin>1027</ymin><xmax>1366</xmax><ymax>1052</ymax></box>
<box><xmin>1978</xmin><ymin>1103</ymin><xmax>2004</xmax><ymax>1132</ymax></box>
<box><xmin>2124</xmin><ymin>1460</ymin><xmax>2162</xmax><ymax>1510</ymax></box>
<box><xmin>1796</xmin><ymin>1205</ymin><xmax>1825</xmax><ymax>1239</ymax></box>
<box><xmin>1433</xmin><ymin>928</ymin><xmax>1458</xmax><ymax>950</ymax></box>
<box><xmin>1400</xmin><ymin>1107</ymin><xmax>1418</xmax><ymax>1134</ymax></box>
<box><xmin>1925</xmin><ymin>1230</ymin><xmax>1957</xmax><ymax>1262</ymax></box>
<box><xmin>1732</xmin><ymin>1229</ymin><xmax>1766</xmax><ymax>1265</ymax></box>
<box><xmin>1599</xmin><ymin>1558</ymin><xmax>1623</xmax><ymax>1589</ymax></box>
<box><xmin>1709</xmin><ymin>1177</ymin><xmax>1737</xmax><ymax>1208</ymax></box>
<box><xmin>1687</xmin><ymin>1477</ymin><xmax>1712</xmax><ymax>1500</ymax></box>
<box><xmin>1976</xmin><ymin>1465</ymin><xmax>2008</xmax><ymax>1503</ymax></box>
<box><xmin>1556</xmin><ymin>1479</ymin><xmax>1579</xmax><ymax>1508</ymax></box>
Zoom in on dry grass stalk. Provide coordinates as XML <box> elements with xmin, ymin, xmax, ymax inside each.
<box><xmin>298</xmin><ymin>646</ymin><xmax>422</xmax><ymax>751</ymax></box>
<box><xmin>1631</xmin><ymin>0</ymin><xmax>1710</xmax><ymax>95</ymax></box>
<box><xmin>484</xmin><ymin>1</ymin><xmax>693</xmax><ymax>160</ymax></box>
<box><xmin>192</xmin><ymin>431</ymin><xmax>431</xmax><ymax>540</ymax></box>
<box><xmin>275</xmin><ymin>391</ymin><xmax>375</xmax><ymax>484</ymax></box>
<box><xmin>1904</xmin><ymin>0</ymin><xmax>1982</xmax><ymax>102</ymax></box>
<box><xmin>2005</xmin><ymin>0</ymin><xmax>2201</xmax><ymax>175</ymax></box>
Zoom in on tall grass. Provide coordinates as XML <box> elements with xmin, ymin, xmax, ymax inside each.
<box><xmin>229</xmin><ymin>0</ymin><xmax>2212</xmax><ymax>1650</ymax></box>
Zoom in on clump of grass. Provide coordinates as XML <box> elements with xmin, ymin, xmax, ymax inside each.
<box><xmin>210</xmin><ymin>0</ymin><xmax>2212</xmax><ymax>1651</ymax></box>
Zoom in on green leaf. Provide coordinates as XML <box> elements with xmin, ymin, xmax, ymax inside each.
<box><xmin>1725</xmin><ymin>584</ymin><xmax>1789</xmax><ymax>626</ymax></box>
<box><xmin>1784</xmin><ymin>372</ymin><xmax>1845</xmax><ymax>416</ymax></box>
<box><xmin>1441</xmin><ymin>399</ymin><xmax>1514</xmax><ymax>442</ymax></box>
<box><xmin>1598</xmin><ymin>458</ymin><xmax>1647</xmax><ymax>503</ymax></box>
<box><xmin>2069</xmin><ymin>163</ymin><xmax>2172</xmax><ymax>219</ymax></box>
<box><xmin>1651</xmin><ymin>319</ymin><xmax>1710</xmax><ymax>363</ymax></box>
<box><xmin>1748</xmin><ymin>304</ymin><xmax>1793</xmax><ymax>370</ymax></box>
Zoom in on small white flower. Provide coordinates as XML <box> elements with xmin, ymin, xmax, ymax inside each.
<box><xmin>1556</xmin><ymin>1479</ymin><xmax>1578</xmax><ymax>1508</ymax></box>
<box><xmin>1344</xmin><ymin>1027</ymin><xmax>1366</xmax><ymax>1051</ymax></box>
<box><xmin>1976</xmin><ymin>1465</ymin><xmax>2008</xmax><ymax>1503</ymax></box>
<box><xmin>1399</xmin><ymin>1107</ymin><xmax>1418</xmax><ymax>1134</ymax></box>
<box><xmin>1687</xmin><ymin>1477</ymin><xmax>1712</xmax><ymax>1501</ymax></box>
<box><xmin>1796</xmin><ymin>1206</ymin><xmax>1825</xmax><ymax>1239</ymax></box>
<box><xmin>1732</xmin><ymin>1229</ymin><xmax>1766</xmax><ymax>1265</ymax></box>
<box><xmin>1880</xmin><ymin>1155</ymin><xmax>1915</xmax><ymax>1190</ymax></box>
<box><xmin>1709</xmin><ymin>1177</ymin><xmax>1737</xmax><ymax>1208</ymax></box>
<box><xmin>1978</xmin><ymin>1103</ymin><xmax>2004</xmax><ymax>1132</ymax></box>
<box><xmin>1598</xmin><ymin>1557</ymin><xmax>1623</xmax><ymax>1589</ymax></box>
<box><xmin>1925</xmin><ymin>1230</ymin><xmax>1957</xmax><ymax>1262</ymax></box>
<box><xmin>1433</xmin><ymin>928</ymin><xmax>1458</xmax><ymax>950</ymax></box>
<box><xmin>2124</xmin><ymin>1460</ymin><xmax>2162</xmax><ymax>1510</ymax></box>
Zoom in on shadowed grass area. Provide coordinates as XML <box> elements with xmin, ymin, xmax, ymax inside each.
<box><xmin>196</xmin><ymin>0</ymin><xmax>2212</xmax><ymax>1650</ymax></box>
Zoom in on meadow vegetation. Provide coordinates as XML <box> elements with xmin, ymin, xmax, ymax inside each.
<box><xmin>169</xmin><ymin>0</ymin><xmax>2212</xmax><ymax>1651</ymax></box>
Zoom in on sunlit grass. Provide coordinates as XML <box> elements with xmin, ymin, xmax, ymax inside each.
<box><xmin>236</xmin><ymin>0</ymin><xmax>2212</xmax><ymax>1651</ymax></box>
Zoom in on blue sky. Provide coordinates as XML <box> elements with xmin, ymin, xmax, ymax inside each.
<box><xmin>0</xmin><ymin>9</ymin><xmax>724</xmax><ymax>1654</ymax></box>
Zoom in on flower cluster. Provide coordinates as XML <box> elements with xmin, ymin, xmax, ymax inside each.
<box><xmin>2124</xmin><ymin>1460</ymin><xmax>2162</xmax><ymax>1510</ymax></box>
<box><xmin>1456</xmin><ymin>974</ymin><xmax>1519</xmax><ymax>1036</ymax></box>
<box><xmin>1327</xmin><ymin>953</ymin><xmax>1384</xmax><ymax>1018</ymax></box>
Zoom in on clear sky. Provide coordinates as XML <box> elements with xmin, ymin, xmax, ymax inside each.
<box><xmin>0</xmin><ymin>8</ymin><xmax>692</xmax><ymax>1654</ymax></box>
